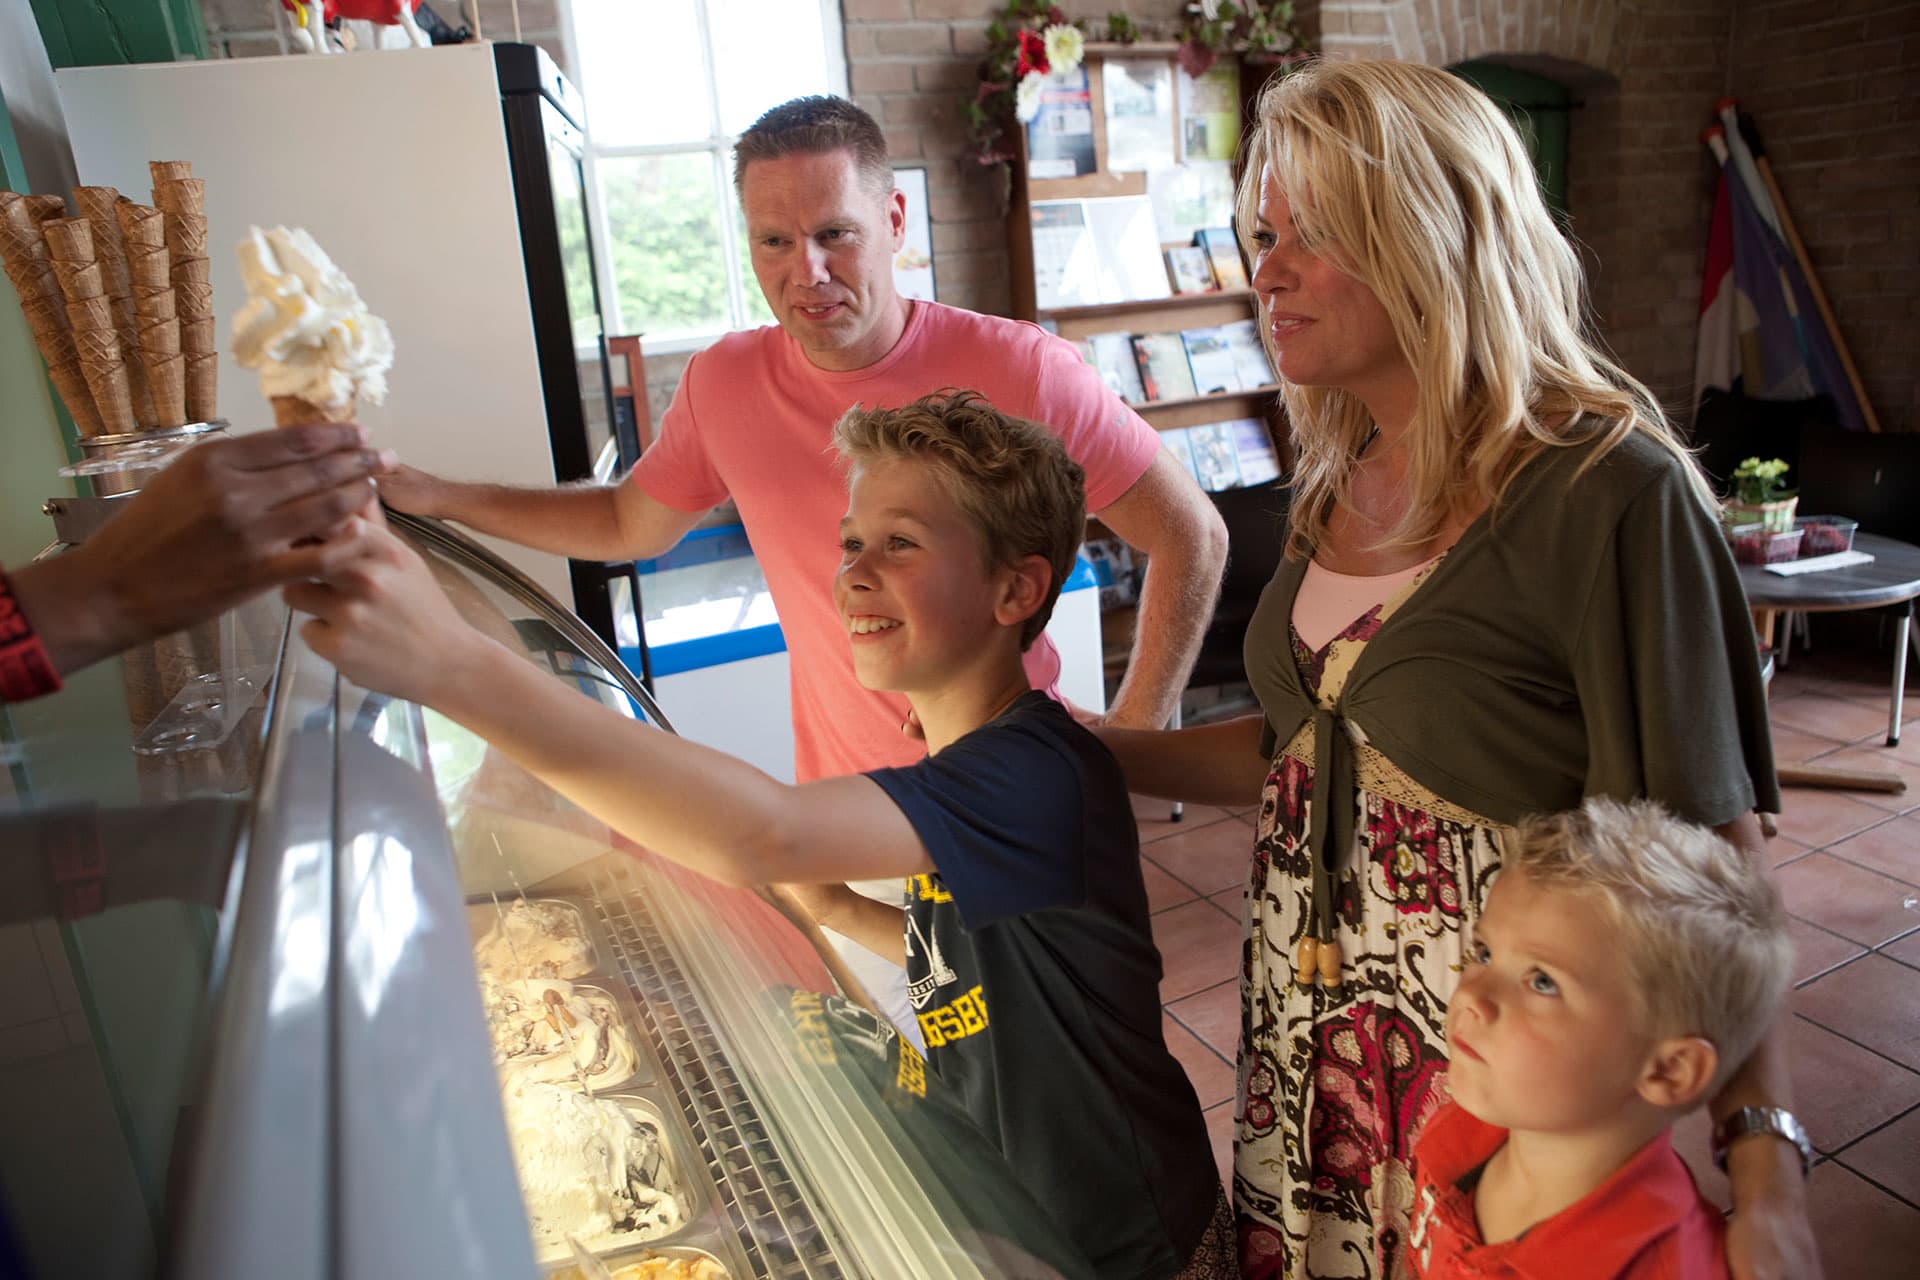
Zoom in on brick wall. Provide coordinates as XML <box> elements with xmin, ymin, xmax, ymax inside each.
<box><xmin>1730</xmin><ymin>0</ymin><xmax>1918</xmax><ymax>430</ymax></box>
<box><xmin>194</xmin><ymin>2</ymin><xmax>1913</xmax><ymax>430</ymax></box>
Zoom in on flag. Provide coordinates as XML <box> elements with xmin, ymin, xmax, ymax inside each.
<box><xmin>1693</xmin><ymin>124</ymin><xmax>1869</xmax><ymax>432</ymax></box>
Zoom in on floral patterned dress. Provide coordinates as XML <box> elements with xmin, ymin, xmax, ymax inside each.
<box><xmin>1234</xmin><ymin>564</ymin><xmax>1508</xmax><ymax>1280</ymax></box>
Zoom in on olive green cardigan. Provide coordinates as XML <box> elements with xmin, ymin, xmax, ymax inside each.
<box><xmin>1246</xmin><ymin>430</ymin><xmax>1780</xmax><ymax>892</ymax></box>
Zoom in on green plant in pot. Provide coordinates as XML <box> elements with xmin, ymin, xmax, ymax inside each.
<box><xmin>1727</xmin><ymin>457</ymin><xmax>1797</xmax><ymax>533</ymax></box>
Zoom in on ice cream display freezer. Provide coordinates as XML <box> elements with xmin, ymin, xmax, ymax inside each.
<box><xmin>0</xmin><ymin>514</ymin><xmax>1080</xmax><ymax>1280</ymax></box>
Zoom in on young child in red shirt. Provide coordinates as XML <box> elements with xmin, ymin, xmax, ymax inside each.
<box><xmin>1408</xmin><ymin>798</ymin><xmax>1794</xmax><ymax>1278</ymax></box>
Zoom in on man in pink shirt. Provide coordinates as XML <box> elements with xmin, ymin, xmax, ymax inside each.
<box><xmin>381</xmin><ymin>97</ymin><xmax>1228</xmax><ymax>1035</ymax></box>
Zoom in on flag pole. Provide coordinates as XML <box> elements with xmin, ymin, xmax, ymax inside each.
<box><xmin>1719</xmin><ymin>98</ymin><xmax>1882</xmax><ymax>432</ymax></box>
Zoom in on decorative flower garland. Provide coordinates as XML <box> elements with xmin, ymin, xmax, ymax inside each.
<box><xmin>964</xmin><ymin>2</ymin><xmax>1312</xmax><ymax>166</ymax></box>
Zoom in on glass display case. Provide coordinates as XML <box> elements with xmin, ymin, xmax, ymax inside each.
<box><xmin>0</xmin><ymin>515</ymin><xmax>1083</xmax><ymax>1280</ymax></box>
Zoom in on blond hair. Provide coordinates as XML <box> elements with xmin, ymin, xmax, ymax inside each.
<box><xmin>832</xmin><ymin>390</ymin><xmax>1086</xmax><ymax>649</ymax></box>
<box><xmin>1506</xmin><ymin>798</ymin><xmax>1791</xmax><ymax>1090</ymax></box>
<box><xmin>1234</xmin><ymin>58</ymin><xmax>1717</xmax><ymax>558</ymax></box>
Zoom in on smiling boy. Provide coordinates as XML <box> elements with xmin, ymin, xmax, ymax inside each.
<box><xmin>293</xmin><ymin>391</ymin><xmax>1234</xmax><ymax>1279</ymax></box>
<box><xmin>1407</xmin><ymin>799</ymin><xmax>1795</xmax><ymax>1278</ymax></box>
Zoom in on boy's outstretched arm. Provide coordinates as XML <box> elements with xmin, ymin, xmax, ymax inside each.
<box><xmin>286</xmin><ymin>520</ymin><xmax>933</xmax><ymax>890</ymax></box>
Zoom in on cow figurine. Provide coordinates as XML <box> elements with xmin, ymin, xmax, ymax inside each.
<box><xmin>283</xmin><ymin>0</ymin><xmax>430</xmax><ymax>53</ymax></box>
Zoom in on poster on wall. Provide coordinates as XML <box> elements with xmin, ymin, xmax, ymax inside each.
<box><xmin>1026</xmin><ymin>66</ymin><xmax>1096</xmax><ymax>180</ymax></box>
<box><xmin>893</xmin><ymin>166</ymin><xmax>936</xmax><ymax>302</ymax></box>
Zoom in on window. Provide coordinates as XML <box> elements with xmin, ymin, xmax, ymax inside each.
<box><xmin>561</xmin><ymin>0</ymin><xmax>847</xmax><ymax>350</ymax></box>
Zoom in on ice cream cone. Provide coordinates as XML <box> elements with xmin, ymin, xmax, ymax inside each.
<box><xmin>69</xmin><ymin>327</ymin><xmax>135</xmax><ymax>434</ymax></box>
<box><xmin>172</xmin><ymin>256</ymin><xmax>210</xmax><ymax>287</ymax></box>
<box><xmin>24</xmin><ymin>194</ymin><xmax>67</xmax><ymax>224</ymax></box>
<box><xmin>146</xmin><ymin>353</ymin><xmax>187</xmax><ymax>426</ymax></box>
<box><xmin>148</xmin><ymin>160</ymin><xmax>193</xmax><ymax>197</ymax></box>
<box><xmin>140</xmin><ymin>316</ymin><xmax>181</xmax><ymax>356</ymax></box>
<box><xmin>272</xmin><ymin>394</ymin><xmax>357</xmax><ymax>427</ymax></box>
<box><xmin>186</xmin><ymin>354</ymin><xmax>219</xmax><ymax>423</ymax></box>
<box><xmin>76</xmin><ymin>186</ymin><xmax>156</xmax><ymax>427</ymax></box>
<box><xmin>117</xmin><ymin>202</ymin><xmax>166</xmax><ymax>253</ymax></box>
<box><xmin>179</xmin><ymin>316</ymin><xmax>215</xmax><ymax>355</ymax></box>
<box><xmin>133</xmin><ymin>284</ymin><xmax>176</xmax><ymax>321</ymax></box>
<box><xmin>66</xmin><ymin>294</ymin><xmax>115</xmax><ymax>332</ymax></box>
<box><xmin>0</xmin><ymin>194</ymin><xmax>103</xmax><ymax>435</ymax></box>
<box><xmin>176</xmin><ymin>282</ymin><xmax>214</xmax><ymax>323</ymax></box>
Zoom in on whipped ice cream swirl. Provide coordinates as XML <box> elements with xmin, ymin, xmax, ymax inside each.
<box><xmin>231</xmin><ymin>225</ymin><xmax>393</xmax><ymax>412</ymax></box>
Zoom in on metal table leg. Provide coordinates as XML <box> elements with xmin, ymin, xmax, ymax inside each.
<box><xmin>1889</xmin><ymin>602</ymin><xmax>1912</xmax><ymax>747</ymax></box>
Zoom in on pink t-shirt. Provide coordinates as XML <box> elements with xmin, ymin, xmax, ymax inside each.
<box><xmin>632</xmin><ymin>301</ymin><xmax>1161</xmax><ymax>783</ymax></box>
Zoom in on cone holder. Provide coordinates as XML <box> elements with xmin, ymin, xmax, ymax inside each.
<box><xmin>59</xmin><ymin>419</ymin><xmax>227</xmax><ymax>488</ymax></box>
<box><xmin>41</xmin><ymin>419</ymin><xmax>270</xmax><ymax>757</ymax></box>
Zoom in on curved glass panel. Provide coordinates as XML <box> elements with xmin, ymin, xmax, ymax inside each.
<box><xmin>395</xmin><ymin>522</ymin><xmax>1086</xmax><ymax>1278</ymax></box>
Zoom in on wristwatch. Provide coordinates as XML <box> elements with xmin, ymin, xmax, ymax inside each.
<box><xmin>1711</xmin><ymin>1106</ymin><xmax>1813</xmax><ymax>1175</ymax></box>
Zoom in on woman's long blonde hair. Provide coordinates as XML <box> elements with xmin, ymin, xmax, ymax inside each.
<box><xmin>1235</xmin><ymin>58</ymin><xmax>1714</xmax><ymax>558</ymax></box>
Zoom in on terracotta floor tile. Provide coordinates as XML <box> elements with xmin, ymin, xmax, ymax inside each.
<box><xmin>1795</xmin><ymin>955</ymin><xmax>1920</xmax><ymax>1071</ymax></box>
<box><xmin>1772</xmin><ymin>693</ymin><xmax>1906</xmax><ymax>744</ymax></box>
<box><xmin>1205</xmin><ymin>1100</ymin><xmax>1236</xmax><ymax>1193</ymax></box>
<box><xmin>1770</xmin><ymin>723</ymin><xmax>1853</xmax><ymax>764</ymax></box>
<box><xmin>1133</xmin><ymin>794</ymin><xmax>1236</xmax><ymax>844</ymax></box>
<box><xmin>1168</xmin><ymin>978</ymin><xmax>1242</xmax><ymax>1061</ymax></box>
<box><xmin>1765</xmin><ymin>833</ymin><xmax>1815</xmax><ymax>869</ymax></box>
<box><xmin>1145</xmin><ymin>816</ymin><xmax>1257</xmax><ymax>897</ymax></box>
<box><xmin>1669</xmin><ymin>1109</ymin><xmax>1733</xmax><ymax>1212</ymax></box>
<box><xmin>1827</xmin><ymin>813</ymin><xmax>1920</xmax><ymax>886</ymax></box>
<box><xmin>1881</xmin><ymin>929</ymin><xmax>1920</xmax><ymax>971</ymax></box>
<box><xmin>1209</xmin><ymin>888</ymin><xmax>1245</xmax><ymax>923</ymax></box>
<box><xmin>1151</xmin><ymin>898</ymin><xmax>1242</xmax><ymax>1001</ymax></box>
<box><xmin>1142</xmin><ymin>858</ymin><xmax>1199</xmax><ymax>914</ymax></box>
<box><xmin>1776</xmin><ymin>854</ymin><xmax>1920</xmax><ymax>946</ymax></box>
<box><xmin>1163</xmin><ymin>1013</ymin><xmax>1235</xmax><ymax>1111</ymax></box>
<box><xmin>1801</xmin><ymin>746</ymin><xmax>1920</xmax><ymax>813</ymax></box>
<box><xmin>1788</xmin><ymin>917</ymin><xmax>1868</xmax><ymax>987</ymax></box>
<box><xmin>1835</xmin><ymin>1104</ymin><xmax>1920</xmax><ymax>1207</ymax></box>
<box><xmin>1805</xmin><ymin>1161</ymin><xmax>1920</xmax><ymax>1277</ymax></box>
<box><xmin>1771</xmin><ymin>789</ymin><xmax>1899</xmax><ymax>848</ymax></box>
<box><xmin>1787</xmin><ymin>1014</ymin><xmax>1920</xmax><ymax>1152</ymax></box>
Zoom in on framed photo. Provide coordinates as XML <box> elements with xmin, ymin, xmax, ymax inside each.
<box><xmin>893</xmin><ymin>166</ymin><xmax>936</xmax><ymax>302</ymax></box>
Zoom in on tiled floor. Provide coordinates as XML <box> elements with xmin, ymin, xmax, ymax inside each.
<box><xmin>1144</xmin><ymin>637</ymin><xmax>1920</xmax><ymax>1274</ymax></box>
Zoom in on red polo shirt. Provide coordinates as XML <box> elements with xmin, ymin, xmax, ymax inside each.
<box><xmin>1407</xmin><ymin>1103</ymin><xmax>1728</xmax><ymax>1278</ymax></box>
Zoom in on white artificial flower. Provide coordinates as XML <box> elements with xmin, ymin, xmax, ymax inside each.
<box><xmin>1015</xmin><ymin>70</ymin><xmax>1047</xmax><ymax>122</ymax></box>
<box><xmin>1043</xmin><ymin>23</ymin><xmax>1084</xmax><ymax>74</ymax></box>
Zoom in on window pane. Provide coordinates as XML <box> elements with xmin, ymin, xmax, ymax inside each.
<box><xmin>599</xmin><ymin>153</ymin><xmax>730</xmax><ymax>340</ymax></box>
<box><xmin>709</xmin><ymin>0</ymin><xmax>834</xmax><ymax>136</ymax></box>
<box><xmin>732</xmin><ymin>202</ymin><xmax>775</xmax><ymax>329</ymax></box>
<box><xmin>573</xmin><ymin>0</ymin><xmax>712</xmax><ymax>146</ymax></box>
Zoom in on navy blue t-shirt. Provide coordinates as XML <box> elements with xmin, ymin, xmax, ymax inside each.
<box><xmin>867</xmin><ymin>692</ymin><xmax>1218</xmax><ymax>1280</ymax></box>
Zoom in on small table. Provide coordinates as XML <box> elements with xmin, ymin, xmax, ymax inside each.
<box><xmin>1741</xmin><ymin>532</ymin><xmax>1920</xmax><ymax>794</ymax></box>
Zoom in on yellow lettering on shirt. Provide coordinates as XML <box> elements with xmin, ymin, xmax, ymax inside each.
<box><xmin>908</xmin><ymin>874</ymin><xmax>954</xmax><ymax>904</ymax></box>
<box><xmin>896</xmin><ymin>1039</ymin><xmax>927</xmax><ymax>1097</ymax></box>
<box><xmin>915</xmin><ymin>985</ymin><xmax>989</xmax><ymax>1049</ymax></box>
<box><xmin>789</xmin><ymin>990</ymin><xmax>836</xmax><ymax>1066</ymax></box>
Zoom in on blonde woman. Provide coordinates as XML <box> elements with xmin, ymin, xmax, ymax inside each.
<box><xmin>1101</xmin><ymin>60</ymin><xmax>1814</xmax><ymax>1280</ymax></box>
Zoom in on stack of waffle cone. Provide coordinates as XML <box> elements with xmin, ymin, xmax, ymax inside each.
<box><xmin>155</xmin><ymin>175</ymin><xmax>216</xmax><ymax>423</ymax></box>
<box><xmin>0</xmin><ymin>191</ymin><xmax>103</xmax><ymax>436</ymax></box>
<box><xmin>116</xmin><ymin>201</ymin><xmax>187</xmax><ymax>427</ymax></box>
<box><xmin>74</xmin><ymin>186</ymin><xmax>158</xmax><ymax>428</ymax></box>
<box><xmin>42</xmin><ymin>216</ymin><xmax>137</xmax><ymax>435</ymax></box>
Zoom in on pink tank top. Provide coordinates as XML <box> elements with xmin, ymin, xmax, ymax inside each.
<box><xmin>1292</xmin><ymin>557</ymin><xmax>1439</xmax><ymax>653</ymax></box>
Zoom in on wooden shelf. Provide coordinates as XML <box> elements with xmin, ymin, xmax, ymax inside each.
<box><xmin>1039</xmin><ymin>289</ymin><xmax>1254</xmax><ymax>323</ymax></box>
<box><xmin>1129</xmin><ymin>385</ymin><xmax>1276</xmax><ymax>414</ymax></box>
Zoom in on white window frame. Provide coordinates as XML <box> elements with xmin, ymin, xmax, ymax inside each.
<box><xmin>558</xmin><ymin>0</ymin><xmax>849</xmax><ymax>357</ymax></box>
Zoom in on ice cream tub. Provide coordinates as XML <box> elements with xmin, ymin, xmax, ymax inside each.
<box><xmin>545</xmin><ymin>1243</ymin><xmax>739</xmax><ymax>1280</ymax></box>
<box><xmin>502</xmin><ymin>1085</ymin><xmax>716</xmax><ymax>1264</ymax></box>
<box><xmin>488</xmin><ymin>977</ymin><xmax>654</xmax><ymax>1092</ymax></box>
<box><xmin>471</xmin><ymin>896</ymin><xmax>603</xmax><ymax>980</ymax></box>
